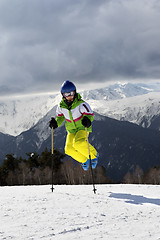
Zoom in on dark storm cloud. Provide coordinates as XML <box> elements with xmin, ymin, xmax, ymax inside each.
<box><xmin>0</xmin><ymin>0</ymin><xmax>160</xmax><ymax>96</ymax></box>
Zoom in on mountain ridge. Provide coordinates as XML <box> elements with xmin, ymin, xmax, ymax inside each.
<box><xmin>1</xmin><ymin>110</ymin><xmax>160</xmax><ymax>182</ymax></box>
<box><xmin>0</xmin><ymin>82</ymin><xmax>160</xmax><ymax>136</ymax></box>
<box><xmin>1</xmin><ymin>82</ymin><xmax>160</xmax><ymax>182</ymax></box>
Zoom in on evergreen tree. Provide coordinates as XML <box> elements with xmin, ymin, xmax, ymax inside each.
<box><xmin>39</xmin><ymin>147</ymin><xmax>52</xmax><ymax>168</ymax></box>
<box><xmin>2</xmin><ymin>154</ymin><xmax>18</xmax><ymax>172</ymax></box>
<box><xmin>0</xmin><ymin>154</ymin><xmax>19</xmax><ymax>185</ymax></box>
<box><xmin>26</xmin><ymin>152</ymin><xmax>40</xmax><ymax>170</ymax></box>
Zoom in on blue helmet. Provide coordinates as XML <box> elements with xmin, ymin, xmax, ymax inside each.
<box><xmin>61</xmin><ymin>80</ymin><xmax>76</xmax><ymax>94</ymax></box>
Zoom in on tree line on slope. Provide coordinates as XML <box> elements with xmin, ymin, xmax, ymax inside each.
<box><xmin>1</xmin><ymin>148</ymin><xmax>159</xmax><ymax>186</ymax></box>
<box><xmin>123</xmin><ymin>165</ymin><xmax>160</xmax><ymax>184</ymax></box>
<box><xmin>0</xmin><ymin>148</ymin><xmax>111</xmax><ymax>186</ymax></box>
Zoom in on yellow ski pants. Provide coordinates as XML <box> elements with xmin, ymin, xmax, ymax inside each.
<box><xmin>65</xmin><ymin>130</ymin><xmax>97</xmax><ymax>163</ymax></box>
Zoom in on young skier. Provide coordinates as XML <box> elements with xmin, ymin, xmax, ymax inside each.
<box><xmin>49</xmin><ymin>80</ymin><xmax>98</xmax><ymax>170</ymax></box>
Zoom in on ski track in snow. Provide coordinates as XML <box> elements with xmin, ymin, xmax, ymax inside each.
<box><xmin>0</xmin><ymin>184</ymin><xmax>160</xmax><ymax>240</ymax></box>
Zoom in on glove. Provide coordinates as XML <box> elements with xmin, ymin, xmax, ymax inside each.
<box><xmin>49</xmin><ymin>117</ymin><xmax>58</xmax><ymax>129</ymax></box>
<box><xmin>81</xmin><ymin>116</ymin><xmax>91</xmax><ymax>128</ymax></box>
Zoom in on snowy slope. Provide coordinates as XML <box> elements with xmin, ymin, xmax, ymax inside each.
<box><xmin>0</xmin><ymin>184</ymin><xmax>160</xmax><ymax>240</ymax></box>
<box><xmin>88</xmin><ymin>92</ymin><xmax>160</xmax><ymax>129</ymax></box>
<box><xmin>0</xmin><ymin>93</ymin><xmax>61</xmax><ymax>136</ymax></box>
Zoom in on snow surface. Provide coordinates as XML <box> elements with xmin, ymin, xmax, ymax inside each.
<box><xmin>1</xmin><ymin>184</ymin><xmax>160</xmax><ymax>240</ymax></box>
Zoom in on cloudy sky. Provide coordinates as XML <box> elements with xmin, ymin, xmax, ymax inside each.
<box><xmin>0</xmin><ymin>0</ymin><xmax>160</xmax><ymax>96</ymax></box>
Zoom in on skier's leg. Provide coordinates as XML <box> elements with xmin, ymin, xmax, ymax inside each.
<box><xmin>65</xmin><ymin>132</ymin><xmax>87</xmax><ymax>163</ymax></box>
<box><xmin>73</xmin><ymin>130</ymin><xmax>97</xmax><ymax>160</ymax></box>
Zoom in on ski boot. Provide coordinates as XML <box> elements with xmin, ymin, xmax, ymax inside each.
<box><xmin>82</xmin><ymin>159</ymin><xmax>90</xmax><ymax>171</ymax></box>
<box><xmin>91</xmin><ymin>152</ymin><xmax>99</xmax><ymax>169</ymax></box>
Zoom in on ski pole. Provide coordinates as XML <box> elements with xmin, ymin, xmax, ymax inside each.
<box><xmin>51</xmin><ymin>127</ymin><xmax>54</xmax><ymax>192</ymax></box>
<box><xmin>85</xmin><ymin>127</ymin><xmax>97</xmax><ymax>194</ymax></box>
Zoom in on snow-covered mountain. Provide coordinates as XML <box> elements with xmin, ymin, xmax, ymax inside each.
<box><xmin>0</xmin><ymin>93</ymin><xmax>61</xmax><ymax>136</ymax></box>
<box><xmin>88</xmin><ymin>92</ymin><xmax>160</xmax><ymax>130</ymax></box>
<box><xmin>82</xmin><ymin>82</ymin><xmax>160</xmax><ymax>131</ymax></box>
<box><xmin>1</xmin><ymin>81</ymin><xmax>160</xmax><ymax>183</ymax></box>
<box><xmin>1</xmin><ymin>81</ymin><xmax>160</xmax><ymax>182</ymax></box>
<box><xmin>0</xmin><ymin>82</ymin><xmax>160</xmax><ymax>136</ymax></box>
<box><xmin>80</xmin><ymin>82</ymin><xmax>154</xmax><ymax>100</ymax></box>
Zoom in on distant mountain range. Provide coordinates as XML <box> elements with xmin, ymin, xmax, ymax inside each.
<box><xmin>0</xmin><ymin>82</ymin><xmax>160</xmax><ymax>182</ymax></box>
<box><xmin>88</xmin><ymin>92</ymin><xmax>160</xmax><ymax>131</ymax></box>
<box><xmin>0</xmin><ymin>81</ymin><xmax>160</xmax><ymax>136</ymax></box>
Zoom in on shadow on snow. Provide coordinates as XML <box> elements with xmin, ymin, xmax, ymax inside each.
<box><xmin>109</xmin><ymin>192</ymin><xmax>160</xmax><ymax>206</ymax></box>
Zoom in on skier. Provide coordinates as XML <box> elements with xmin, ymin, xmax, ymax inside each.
<box><xmin>49</xmin><ymin>80</ymin><xmax>98</xmax><ymax>170</ymax></box>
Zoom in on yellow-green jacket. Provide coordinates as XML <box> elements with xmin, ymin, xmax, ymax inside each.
<box><xmin>56</xmin><ymin>93</ymin><xmax>94</xmax><ymax>133</ymax></box>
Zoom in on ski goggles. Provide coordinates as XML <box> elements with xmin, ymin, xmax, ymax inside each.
<box><xmin>63</xmin><ymin>91</ymin><xmax>75</xmax><ymax>97</ymax></box>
